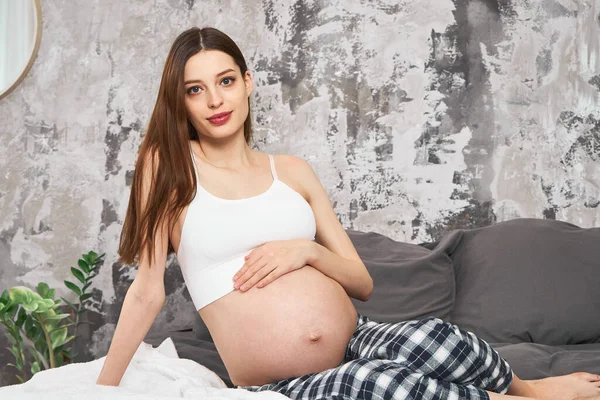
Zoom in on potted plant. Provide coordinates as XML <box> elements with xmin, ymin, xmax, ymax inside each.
<box><xmin>0</xmin><ymin>251</ymin><xmax>104</xmax><ymax>383</ymax></box>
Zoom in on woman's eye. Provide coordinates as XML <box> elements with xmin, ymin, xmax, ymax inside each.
<box><xmin>187</xmin><ymin>86</ymin><xmax>201</xmax><ymax>94</ymax></box>
<box><xmin>222</xmin><ymin>77</ymin><xmax>235</xmax><ymax>85</ymax></box>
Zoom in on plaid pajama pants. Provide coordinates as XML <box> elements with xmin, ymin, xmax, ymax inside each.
<box><xmin>238</xmin><ymin>314</ymin><xmax>513</xmax><ymax>399</ymax></box>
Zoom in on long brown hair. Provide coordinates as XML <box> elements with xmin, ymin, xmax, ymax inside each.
<box><xmin>118</xmin><ymin>27</ymin><xmax>253</xmax><ymax>266</ymax></box>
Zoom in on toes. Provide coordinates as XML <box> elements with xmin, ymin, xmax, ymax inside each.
<box><xmin>574</xmin><ymin>372</ymin><xmax>600</xmax><ymax>382</ymax></box>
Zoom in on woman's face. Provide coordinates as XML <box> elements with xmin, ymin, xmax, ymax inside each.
<box><xmin>183</xmin><ymin>50</ymin><xmax>253</xmax><ymax>139</ymax></box>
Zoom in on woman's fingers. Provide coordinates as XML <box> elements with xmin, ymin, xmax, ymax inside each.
<box><xmin>237</xmin><ymin>262</ymin><xmax>275</xmax><ymax>291</ymax></box>
<box><xmin>234</xmin><ymin>254</ymin><xmax>262</xmax><ymax>281</ymax></box>
<box><xmin>256</xmin><ymin>269</ymin><xmax>280</xmax><ymax>288</ymax></box>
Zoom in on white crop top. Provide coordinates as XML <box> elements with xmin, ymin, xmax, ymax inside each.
<box><xmin>176</xmin><ymin>147</ymin><xmax>317</xmax><ymax>310</ymax></box>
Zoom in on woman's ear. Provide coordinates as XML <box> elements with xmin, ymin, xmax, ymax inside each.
<box><xmin>244</xmin><ymin>71</ymin><xmax>254</xmax><ymax>96</ymax></box>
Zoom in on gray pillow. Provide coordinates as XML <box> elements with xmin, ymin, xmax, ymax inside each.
<box><xmin>447</xmin><ymin>218</ymin><xmax>600</xmax><ymax>345</ymax></box>
<box><xmin>193</xmin><ymin>229</ymin><xmax>457</xmax><ymax>340</ymax></box>
<box><xmin>346</xmin><ymin>229</ymin><xmax>456</xmax><ymax>322</ymax></box>
<box><xmin>492</xmin><ymin>342</ymin><xmax>600</xmax><ymax>380</ymax></box>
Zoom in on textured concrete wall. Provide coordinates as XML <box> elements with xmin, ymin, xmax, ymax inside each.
<box><xmin>1</xmin><ymin>0</ymin><xmax>598</xmax><ymax>386</ymax></box>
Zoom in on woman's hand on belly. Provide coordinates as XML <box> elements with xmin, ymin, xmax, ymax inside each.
<box><xmin>232</xmin><ymin>239</ymin><xmax>313</xmax><ymax>292</ymax></box>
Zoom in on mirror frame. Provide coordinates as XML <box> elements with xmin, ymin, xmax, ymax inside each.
<box><xmin>0</xmin><ymin>0</ymin><xmax>43</xmax><ymax>101</ymax></box>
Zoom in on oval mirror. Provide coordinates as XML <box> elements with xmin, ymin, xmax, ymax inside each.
<box><xmin>0</xmin><ymin>0</ymin><xmax>42</xmax><ymax>101</ymax></box>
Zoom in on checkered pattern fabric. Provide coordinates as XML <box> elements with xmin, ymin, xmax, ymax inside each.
<box><xmin>238</xmin><ymin>314</ymin><xmax>513</xmax><ymax>399</ymax></box>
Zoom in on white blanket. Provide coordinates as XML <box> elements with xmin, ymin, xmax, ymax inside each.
<box><xmin>0</xmin><ymin>338</ymin><xmax>289</xmax><ymax>400</ymax></box>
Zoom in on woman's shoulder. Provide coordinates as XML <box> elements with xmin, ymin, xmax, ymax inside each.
<box><xmin>271</xmin><ymin>153</ymin><xmax>320</xmax><ymax>187</ymax></box>
<box><xmin>270</xmin><ymin>153</ymin><xmax>311</xmax><ymax>171</ymax></box>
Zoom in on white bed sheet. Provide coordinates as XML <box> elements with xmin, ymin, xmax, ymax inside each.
<box><xmin>0</xmin><ymin>337</ymin><xmax>289</xmax><ymax>400</ymax></box>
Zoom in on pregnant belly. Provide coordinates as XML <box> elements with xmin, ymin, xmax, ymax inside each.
<box><xmin>199</xmin><ymin>265</ymin><xmax>358</xmax><ymax>387</ymax></box>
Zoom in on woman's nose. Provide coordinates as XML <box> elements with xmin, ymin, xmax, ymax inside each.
<box><xmin>207</xmin><ymin>90</ymin><xmax>224</xmax><ymax>109</ymax></box>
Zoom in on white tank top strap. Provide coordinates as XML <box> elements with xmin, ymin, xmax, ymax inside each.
<box><xmin>268</xmin><ymin>154</ymin><xmax>278</xmax><ymax>181</ymax></box>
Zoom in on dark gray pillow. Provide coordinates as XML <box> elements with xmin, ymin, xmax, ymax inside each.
<box><xmin>447</xmin><ymin>218</ymin><xmax>600</xmax><ymax>346</ymax></box>
<box><xmin>346</xmin><ymin>229</ymin><xmax>456</xmax><ymax>323</ymax></box>
<box><xmin>492</xmin><ymin>342</ymin><xmax>600</xmax><ymax>379</ymax></box>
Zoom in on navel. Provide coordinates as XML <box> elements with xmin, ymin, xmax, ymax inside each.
<box><xmin>307</xmin><ymin>331</ymin><xmax>322</xmax><ymax>343</ymax></box>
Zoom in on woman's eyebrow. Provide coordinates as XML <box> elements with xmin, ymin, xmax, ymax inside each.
<box><xmin>184</xmin><ymin>68</ymin><xmax>235</xmax><ymax>85</ymax></box>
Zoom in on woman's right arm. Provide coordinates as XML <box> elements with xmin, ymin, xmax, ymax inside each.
<box><xmin>96</xmin><ymin>151</ymin><xmax>170</xmax><ymax>386</ymax></box>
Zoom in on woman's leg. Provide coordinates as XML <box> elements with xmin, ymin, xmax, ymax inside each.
<box><xmin>239</xmin><ymin>357</ymin><xmax>492</xmax><ymax>399</ymax></box>
<box><xmin>347</xmin><ymin>317</ymin><xmax>600</xmax><ymax>399</ymax></box>
<box><xmin>512</xmin><ymin>372</ymin><xmax>600</xmax><ymax>400</ymax></box>
<box><xmin>346</xmin><ymin>316</ymin><xmax>513</xmax><ymax>394</ymax></box>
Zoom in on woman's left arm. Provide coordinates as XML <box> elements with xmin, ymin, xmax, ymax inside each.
<box><xmin>233</xmin><ymin>156</ymin><xmax>373</xmax><ymax>301</ymax></box>
<box><xmin>306</xmin><ymin>239</ymin><xmax>373</xmax><ymax>301</ymax></box>
<box><xmin>298</xmin><ymin>156</ymin><xmax>372</xmax><ymax>301</ymax></box>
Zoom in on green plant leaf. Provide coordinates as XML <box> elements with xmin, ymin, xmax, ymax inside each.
<box><xmin>8</xmin><ymin>359</ymin><xmax>25</xmax><ymax>373</ymax></box>
<box><xmin>48</xmin><ymin>322</ymin><xmax>74</xmax><ymax>333</ymax></box>
<box><xmin>95</xmin><ymin>252</ymin><xmax>105</xmax><ymax>263</ymax></box>
<box><xmin>27</xmin><ymin>346</ymin><xmax>42</xmax><ymax>363</ymax></box>
<box><xmin>38</xmin><ymin>298</ymin><xmax>57</xmax><ymax>313</ymax></box>
<box><xmin>55</xmin><ymin>351</ymin><xmax>65</xmax><ymax>367</ymax></box>
<box><xmin>0</xmin><ymin>289</ymin><xmax>10</xmax><ymax>303</ymax></box>
<box><xmin>4</xmin><ymin>323</ymin><xmax>18</xmax><ymax>338</ymax></box>
<box><xmin>78</xmin><ymin>260</ymin><xmax>90</xmax><ymax>274</ymax></box>
<box><xmin>80</xmin><ymin>293</ymin><xmax>93</xmax><ymax>302</ymax></box>
<box><xmin>64</xmin><ymin>281</ymin><xmax>81</xmax><ymax>296</ymax></box>
<box><xmin>6</xmin><ymin>304</ymin><xmax>18</xmax><ymax>319</ymax></box>
<box><xmin>47</xmin><ymin>289</ymin><xmax>56</xmax><ymax>300</ymax></box>
<box><xmin>71</xmin><ymin>267</ymin><xmax>86</xmax><ymax>284</ymax></box>
<box><xmin>9</xmin><ymin>286</ymin><xmax>35</xmax><ymax>305</ymax></box>
<box><xmin>22</xmin><ymin>302</ymin><xmax>39</xmax><ymax>312</ymax></box>
<box><xmin>78</xmin><ymin>259</ymin><xmax>90</xmax><ymax>272</ymax></box>
<box><xmin>33</xmin><ymin>337</ymin><xmax>46</xmax><ymax>353</ymax></box>
<box><xmin>31</xmin><ymin>361</ymin><xmax>40</xmax><ymax>375</ymax></box>
<box><xmin>62</xmin><ymin>335</ymin><xmax>75</xmax><ymax>347</ymax></box>
<box><xmin>60</xmin><ymin>296</ymin><xmax>77</xmax><ymax>311</ymax></box>
<box><xmin>36</xmin><ymin>282</ymin><xmax>50</xmax><ymax>298</ymax></box>
<box><xmin>24</xmin><ymin>316</ymin><xmax>34</xmax><ymax>333</ymax></box>
<box><xmin>7</xmin><ymin>362</ymin><xmax>22</xmax><ymax>371</ymax></box>
<box><xmin>50</xmin><ymin>327</ymin><xmax>68</xmax><ymax>349</ymax></box>
<box><xmin>44</xmin><ymin>313</ymin><xmax>71</xmax><ymax>321</ymax></box>
<box><xmin>7</xmin><ymin>345</ymin><xmax>19</xmax><ymax>360</ymax></box>
<box><xmin>15</xmin><ymin>355</ymin><xmax>23</xmax><ymax>370</ymax></box>
<box><xmin>81</xmin><ymin>253</ymin><xmax>91</xmax><ymax>265</ymax></box>
<box><xmin>15</xmin><ymin>307</ymin><xmax>27</xmax><ymax>327</ymax></box>
<box><xmin>82</xmin><ymin>282</ymin><xmax>92</xmax><ymax>292</ymax></box>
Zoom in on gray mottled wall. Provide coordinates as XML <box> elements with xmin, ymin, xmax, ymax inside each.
<box><xmin>1</xmin><ymin>0</ymin><xmax>599</xmax><ymax>386</ymax></box>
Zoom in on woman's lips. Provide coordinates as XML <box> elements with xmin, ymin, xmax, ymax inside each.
<box><xmin>207</xmin><ymin>111</ymin><xmax>232</xmax><ymax>126</ymax></box>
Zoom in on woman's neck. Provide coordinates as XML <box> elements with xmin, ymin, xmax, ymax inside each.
<box><xmin>195</xmin><ymin>139</ymin><xmax>256</xmax><ymax>171</ymax></box>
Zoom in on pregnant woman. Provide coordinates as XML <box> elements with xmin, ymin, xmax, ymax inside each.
<box><xmin>96</xmin><ymin>27</ymin><xmax>600</xmax><ymax>400</ymax></box>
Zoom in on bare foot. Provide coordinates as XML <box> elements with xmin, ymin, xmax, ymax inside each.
<box><xmin>527</xmin><ymin>372</ymin><xmax>600</xmax><ymax>400</ymax></box>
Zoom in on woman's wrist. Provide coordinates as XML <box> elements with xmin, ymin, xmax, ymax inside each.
<box><xmin>304</xmin><ymin>239</ymin><xmax>319</xmax><ymax>265</ymax></box>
